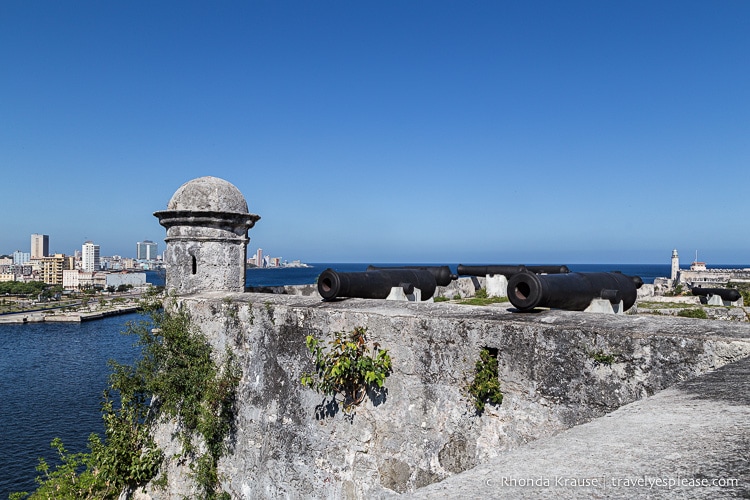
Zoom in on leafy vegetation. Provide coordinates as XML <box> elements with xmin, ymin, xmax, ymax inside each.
<box><xmin>588</xmin><ymin>350</ymin><xmax>617</xmax><ymax>366</ymax></box>
<box><xmin>0</xmin><ymin>280</ymin><xmax>48</xmax><ymax>296</ymax></box>
<box><xmin>459</xmin><ymin>288</ymin><xmax>510</xmax><ymax>306</ymax></box>
<box><xmin>638</xmin><ymin>301</ymin><xmax>697</xmax><ymax>310</ymax></box>
<box><xmin>467</xmin><ymin>348</ymin><xmax>503</xmax><ymax>413</ymax></box>
<box><xmin>301</xmin><ymin>327</ymin><xmax>392</xmax><ymax>414</ymax></box>
<box><xmin>13</xmin><ymin>295</ymin><xmax>241</xmax><ymax>500</ymax></box>
<box><xmin>665</xmin><ymin>284</ymin><xmax>684</xmax><ymax>296</ymax></box>
<box><xmin>677</xmin><ymin>308</ymin><xmax>708</xmax><ymax>319</ymax></box>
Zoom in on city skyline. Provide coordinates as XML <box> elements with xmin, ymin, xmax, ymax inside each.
<box><xmin>1</xmin><ymin>235</ymin><xmax>162</xmax><ymax>261</ymax></box>
<box><xmin>2</xmin><ymin>2</ymin><xmax>748</xmax><ymax>264</ymax></box>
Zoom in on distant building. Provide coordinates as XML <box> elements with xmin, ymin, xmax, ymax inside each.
<box><xmin>121</xmin><ymin>258</ymin><xmax>137</xmax><ymax>270</ymax></box>
<box><xmin>13</xmin><ymin>250</ymin><xmax>31</xmax><ymax>265</ymax></box>
<box><xmin>38</xmin><ymin>253</ymin><xmax>70</xmax><ymax>285</ymax></box>
<box><xmin>81</xmin><ymin>241</ymin><xmax>100</xmax><ymax>272</ymax></box>
<box><xmin>62</xmin><ymin>269</ymin><xmax>79</xmax><ymax>289</ymax></box>
<box><xmin>63</xmin><ymin>270</ymin><xmax>106</xmax><ymax>290</ymax></box>
<box><xmin>106</xmin><ymin>271</ymin><xmax>147</xmax><ymax>289</ymax></box>
<box><xmin>658</xmin><ymin>249</ymin><xmax>750</xmax><ymax>289</ymax></box>
<box><xmin>31</xmin><ymin>234</ymin><xmax>49</xmax><ymax>259</ymax></box>
<box><xmin>137</xmin><ymin>240</ymin><xmax>159</xmax><ymax>261</ymax></box>
<box><xmin>690</xmin><ymin>261</ymin><xmax>707</xmax><ymax>271</ymax></box>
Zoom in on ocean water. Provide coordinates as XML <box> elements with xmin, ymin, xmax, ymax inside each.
<box><xmin>2</xmin><ymin>262</ymin><xmax>745</xmax><ymax>497</ymax></box>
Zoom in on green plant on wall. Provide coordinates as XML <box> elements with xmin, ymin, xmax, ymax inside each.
<box><xmin>458</xmin><ymin>287</ymin><xmax>509</xmax><ymax>306</ymax></box>
<box><xmin>137</xmin><ymin>303</ymin><xmax>241</xmax><ymax>499</ymax></box>
<box><xmin>300</xmin><ymin>327</ymin><xmax>392</xmax><ymax>414</ymax></box>
<box><xmin>677</xmin><ymin>308</ymin><xmax>708</xmax><ymax>319</ymax></box>
<box><xmin>467</xmin><ymin>348</ymin><xmax>503</xmax><ymax>414</ymax></box>
<box><xmin>588</xmin><ymin>350</ymin><xmax>617</xmax><ymax>366</ymax></box>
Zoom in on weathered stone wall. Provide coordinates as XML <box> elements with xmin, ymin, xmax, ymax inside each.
<box><xmin>144</xmin><ymin>293</ymin><xmax>750</xmax><ymax>499</ymax></box>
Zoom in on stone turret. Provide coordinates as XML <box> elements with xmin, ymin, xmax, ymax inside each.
<box><xmin>154</xmin><ymin>176</ymin><xmax>260</xmax><ymax>294</ymax></box>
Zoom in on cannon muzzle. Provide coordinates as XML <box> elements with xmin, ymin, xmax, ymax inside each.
<box><xmin>317</xmin><ymin>268</ymin><xmax>438</xmax><ymax>301</ymax></box>
<box><xmin>507</xmin><ymin>271</ymin><xmax>641</xmax><ymax>312</ymax></box>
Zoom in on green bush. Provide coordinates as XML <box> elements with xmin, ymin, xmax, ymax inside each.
<box><xmin>677</xmin><ymin>308</ymin><xmax>708</xmax><ymax>319</ymax></box>
<box><xmin>588</xmin><ymin>350</ymin><xmax>616</xmax><ymax>366</ymax></box>
<box><xmin>301</xmin><ymin>327</ymin><xmax>392</xmax><ymax>414</ymax></box>
<box><xmin>467</xmin><ymin>348</ymin><xmax>503</xmax><ymax>413</ymax></box>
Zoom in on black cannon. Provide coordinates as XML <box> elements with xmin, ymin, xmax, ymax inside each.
<box><xmin>691</xmin><ymin>287</ymin><xmax>741</xmax><ymax>302</ymax></box>
<box><xmin>366</xmin><ymin>265</ymin><xmax>457</xmax><ymax>286</ymax></box>
<box><xmin>317</xmin><ymin>268</ymin><xmax>438</xmax><ymax>301</ymax></box>
<box><xmin>457</xmin><ymin>264</ymin><xmax>570</xmax><ymax>277</ymax></box>
<box><xmin>507</xmin><ymin>271</ymin><xmax>642</xmax><ymax>312</ymax></box>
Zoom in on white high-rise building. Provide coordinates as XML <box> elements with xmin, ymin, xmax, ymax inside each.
<box><xmin>137</xmin><ymin>240</ymin><xmax>158</xmax><ymax>260</ymax></box>
<box><xmin>31</xmin><ymin>234</ymin><xmax>49</xmax><ymax>259</ymax></box>
<box><xmin>81</xmin><ymin>241</ymin><xmax>101</xmax><ymax>272</ymax></box>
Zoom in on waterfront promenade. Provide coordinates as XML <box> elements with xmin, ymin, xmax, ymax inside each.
<box><xmin>0</xmin><ymin>304</ymin><xmax>140</xmax><ymax>323</ymax></box>
<box><xmin>0</xmin><ymin>291</ymin><xmax>144</xmax><ymax>324</ymax></box>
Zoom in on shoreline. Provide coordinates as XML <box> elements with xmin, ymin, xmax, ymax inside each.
<box><xmin>0</xmin><ymin>304</ymin><xmax>140</xmax><ymax>324</ymax></box>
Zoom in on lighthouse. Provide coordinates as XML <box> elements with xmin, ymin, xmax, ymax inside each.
<box><xmin>670</xmin><ymin>249</ymin><xmax>679</xmax><ymax>283</ymax></box>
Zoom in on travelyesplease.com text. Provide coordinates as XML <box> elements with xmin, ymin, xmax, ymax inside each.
<box><xmin>486</xmin><ymin>475</ymin><xmax>740</xmax><ymax>490</ymax></box>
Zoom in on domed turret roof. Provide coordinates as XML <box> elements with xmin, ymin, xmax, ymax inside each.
<box><xmin>167</xmin><ymin>176</ymin><xmax>248</xmax><ymax>213</ymax></box>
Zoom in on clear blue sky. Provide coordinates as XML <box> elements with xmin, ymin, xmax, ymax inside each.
<box><xmin>2</xmin><ymin>1</ymin><xmax>748</xmax><ymax>264</ymax></box>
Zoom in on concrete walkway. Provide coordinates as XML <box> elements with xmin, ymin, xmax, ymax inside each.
<box><xmin>402</xmin><ymin>356</ymin><xmax>750</xmax><ymax>499</ymax></box>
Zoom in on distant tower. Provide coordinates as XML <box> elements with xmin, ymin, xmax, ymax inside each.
<box><xmin>82</xmin><ymin>241</ymin><xmax>101</xmax><ymax>272</ymax></box>
<box><xmin>154</xmin><ymin>176</ymin><xmax>260</xmax><ymax>294</ymax></box>
<box><xmin>31</xmin><ymin>234</ymin><xmax>49</xmax><ymax>259</ymax></box>
<box><xmin>671</xmin><ymin>249</ymin><xmax>679</xmax><ymax>282</ymax></box>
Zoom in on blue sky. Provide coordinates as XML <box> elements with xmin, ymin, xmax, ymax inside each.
<box><xmin>1</xmin><ymin>1</ymin><xmax>748</xmax><ymax>264</ymax></box>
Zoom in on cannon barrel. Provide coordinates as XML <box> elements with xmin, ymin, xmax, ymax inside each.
<box><xmin>457</xmin><ymin>264</ymin><xmax>570</xmax><ymax>277</ymax></box>
<box><xmin>507</xmin><ymin>271</ymin><xmax>641</xmax><ymax>312</ymax></box>
<box><xmin>317</xmin><ymin>268</ymin><xmax>438</xmax><ymax>301</ymax></box>
<box><xmin>366</xmin><ymin>265</ymin><xmax>457</xmax><ymax>286</ymax></box>
<box><xmin>691</xmin><ymin>287</ymin><xmax>741</xmax><ymax>302</ymax></box>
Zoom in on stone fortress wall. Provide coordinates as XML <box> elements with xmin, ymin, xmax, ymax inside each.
<box><xmin>142</xmin><ymin>177</ymin><xmax>750</xmax><ymax>498</ymax></box>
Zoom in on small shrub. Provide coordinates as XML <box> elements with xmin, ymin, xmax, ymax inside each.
<box><xmin>588</xmin><ymin>350</ymin><xmax>616</xmax><ymax>366</ymax></box>
<box><xmin>433</xmin><ymin>296</ymin><xmax>450</xmax><ymax>302</ymax></box>
<box><xmin>678</xmin><ymin>308</ymin><xmax>708</xmax><ymax>319</ymax></box>
<box><xmin>467</xmin><ymin>348</ymin><xmax>503</xmax><ymax>413</ymax></box>
<box><xmin>301</xmin><ymin>327</ymin><xmax>392</xmax><ymax>414</ymax></box>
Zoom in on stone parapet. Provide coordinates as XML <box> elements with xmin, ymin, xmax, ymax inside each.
<box><xmin>143</xmin><ymin>293</ymin><xmax>750</xmax><ymax>499</ymax></box>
